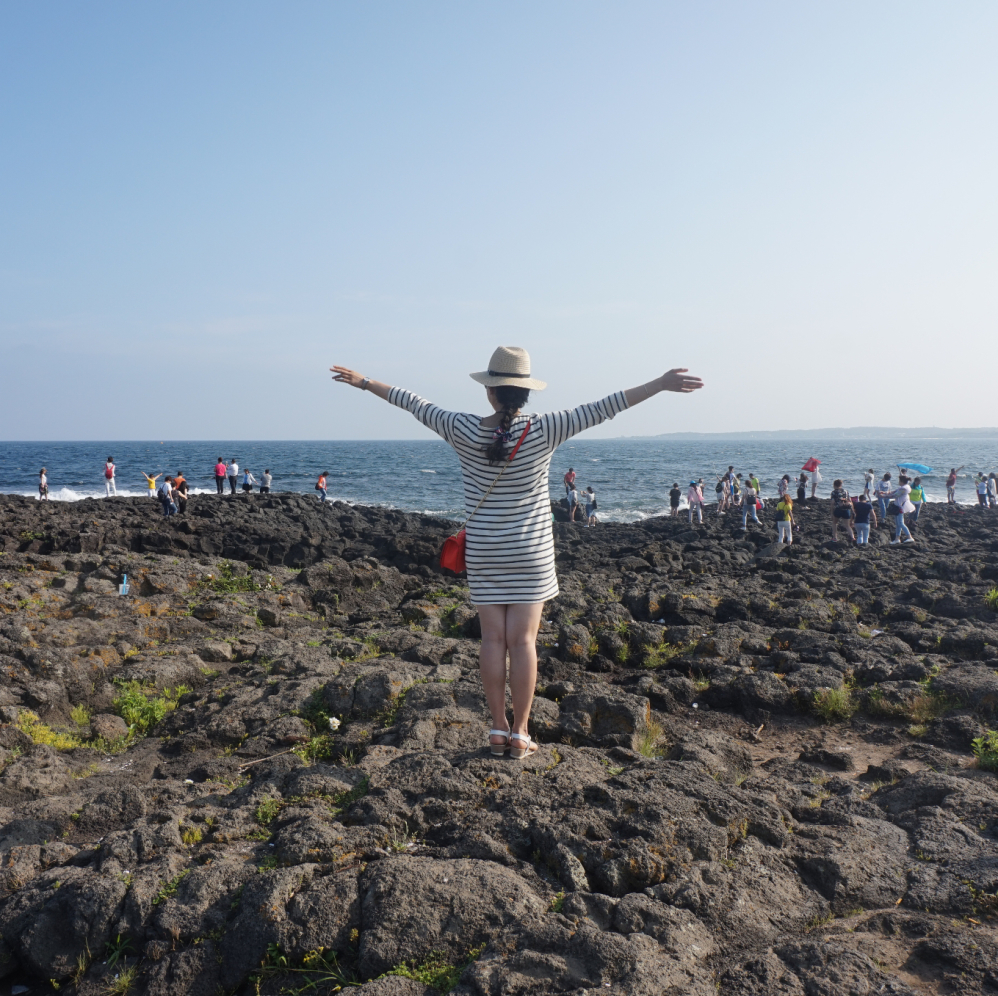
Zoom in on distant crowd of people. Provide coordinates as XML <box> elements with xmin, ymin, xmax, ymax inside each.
<box><xmin>562</xmin><ymin>462</ymin><xmax>998</xmax><ymax>548</ymax></box>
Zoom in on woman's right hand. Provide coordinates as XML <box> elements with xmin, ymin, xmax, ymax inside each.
<box><xmin>331</xmin><ymin>366</ymin><xmax>367</xmax><ymax>388</ymax></box>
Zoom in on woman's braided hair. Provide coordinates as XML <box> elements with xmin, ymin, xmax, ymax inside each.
<box><xmin>485</xmin><ymin>385</ymin><xmax>531</xmax><ymax>465</ymax></box>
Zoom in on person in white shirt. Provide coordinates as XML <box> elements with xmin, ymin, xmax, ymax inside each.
<box><xmin>863</xmin><ymin>469</ymin><xmax>874</xmax><ymax>499</ymax></box>
<box><xmin>227</xmin><ymin>459</ymin><xmax>239</xmax><ymax>495</ymax></box>
<box><xmin>260</xmin><ymin>469</ymin><xmax>273</xmax><ymax>494</ymax></box>
<box><xmin>104</xmin><ymin>457</ymin><xmax>116</xmax><ymax>497</ymax></box>
<box><xmin>988</xmin><ymin>473</ymin><xmax>998</xmax><ymax>509</ymax></box>
<box><xmin>38</xmin><ymin>468</ymin><xmax>49</xmax><ymax>501</ymax></box>
<box><xmin>687</xmin><ymin>481</ymin><xmax>704</xmax><ymax>524</ymax></box>
<box><xmin>977</xmin><ymin>474</ymin><xmax>990</xmax><ymax>508</ymax></box>
<box><xmin>242</xmin><ymin>469</ymin><xmax>257</xmax><ymax>493</ymax></box>
<box><xmin>876</xmin><ymin>473</ymin><xmax>893</xmax><ymax>523</ymax></box>
<box><xmin>567</xmin><ymin>487</ymin><xmax>580</xmax><ymax>523</ymax></box>
<box><xmin>157</xmin><ymin>476</ymin><xmax>176</xmax><ymax>517</ymax></box>
<box><xmin>889</xmin><ymin>477</ymin><xmax>915</xmax><ymax>544</ymax></box>
<box><xmin>584</xmin><ymin>486</ymin><xmax>597</xmax><ymax>526</ymax></box>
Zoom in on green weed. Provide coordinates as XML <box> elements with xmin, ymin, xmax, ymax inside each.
<box><xmin>386</xmin><ymin>945</ymin><xmax>485</xmax><ymax>994</ymax></box>
<box><xmin>972</xmin><ymin>730</ymin><xmax>998</xmax><ymax>771</ymax></box>
<box><xmin>113</xmin><ymin>681</ymin><xmax>189</xmax><ymax>736</ymax></box>
<box><xmin>984</xmin><ymin>588</ymin><xmax>998</xmax><ymax>612</ymax></box>
<box><xmin>105</xmin><ymin>964</ymin><xmax>138</xmax><ymax>995</ymax></box>
<box><xmin>642</xmin><ymin>641</ymin><xmax>696</xmax><ymax>669</ymax></box>
<box><xmin>636</xmin><ymin>719</ymin><xmax>666</xmax><ymax>758</ymax></box>
<box><xmin>254</xmin><ymin>943</ymin><xmax>356</xmax><ymax>990</ymax></box>
<box><xmin>152</xmin><ymin>869</ymin><xmax>190</xmax><ymax>905</ymax></box>
<box><xmin>255</xmin><ymin>797</ymin><xmax>282</xmax><ymax>825</ymax></box>
<box><xmin>16</xmin><ymin>710</ymin><xmax>80</xmax><ymax>750</ymax></box>
<box><xmin>812</xmin><ymin>687</ymin><xmax>856</xmax><ymax>722</ymax></box>
<box><xmin>70</xmin><ymin>704</ymin><xmax>91</xmax><ymax>727</ymax></box>
<box><xmin>198</xmin><ymin>561</ymin><xmax>261</xmax><ymax>594</ymax></box>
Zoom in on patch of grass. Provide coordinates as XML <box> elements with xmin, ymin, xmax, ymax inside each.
<box><xmin>549</xmin><ymin>891</ymin><xmax>565</xmax><ymax>912</ymax></box>
<box><xmin>386</xmin><ymin>946</ymin><xmax>485</xmax><ymax>994</ymax></box>
<box><xmin>16</xmin><ymin>710</ymin><xmax>80</xmax><ymax>750</ymax></box>
<box><xmin>105</xmin><ymin>934</ymin><xmax>136</xmax><ymax>970</ymax></box>
<box><xmin>812</xmin><ymin>687</ymin><xmax>856</xmax><ymax>723</ymax></box>
<box><xmin>257</xmin><ymin>855</ymin><xmax>279</xmax><ymax>871</ymax></box>
<box><xmin>255</xmin><ymin>797</ymin><xmax>282</xmax><ymax>825</ymax></box>
<box><xmin>70</xmin><ymin>704</ymin><xmax>91</xmax><ymax>727</ymax></box>
<box><xmin>254</xmin><ymin>943</ymin><xmax>357</xmax><ymax>990</ymax></box>
<box><xmin>984</xmin><ymin>588</ymin><xmax>998</xmax><ymax>612</ymax></box>
<box><xmin>642</xmin><ymin>641</ymin><xmax>696</xmax><ymax>670</ymax></box>
<box><xmin>636</xmin><ymin>719</ymin><xmax>666</xmax><ymax>759</ymax></box>
<box><xmin>152</xmin><ymin>869</ymin><xmax>190</xmax><ymax>905</ymax></box>
<box><xmin>907</xmin><ymin>723</ymin><xmax>928</xmax><ymax>738</ymax></box>
<box><xmin>972</xmin><ymin>730</ymin><xmax>998</xmax><ymax>771</ymax></box>
<box><xmin>180</xmin><ymin>825</ymin><xmax>202</xmax><ymax>847</ymax></box>
<box><xmin>105</xmin><ymin>964</ymin><xmax>138</xmax><ymax>995</ymax></box>
<box><xmin>198</xmin><ymin>561</ymin><xmax>261</xmax><ymax>594</ymax></box>
<box><xmin>292</xmin><ymin>734</ymin><xmax>333</xmax><ymax>764</ymax></box>
<box><xmin>112</xmin><ymin>681</ymin><xmax>189</xmax><ymax>736</ymax></box>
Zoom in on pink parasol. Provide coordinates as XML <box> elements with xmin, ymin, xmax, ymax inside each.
<box><xmin>801</xmin><ymin>457</ymin><xmax>821</xmax><ymax>472</ymax></box>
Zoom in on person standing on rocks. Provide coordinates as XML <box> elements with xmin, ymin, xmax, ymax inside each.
<box><xmin>687</xmin><ymin>480</ymin><xmax>704</xmax><ymax>524</ymax></box>
<box><xmin>876</xmin><ymin>472</ymin><xmax>893</xmax><ymax>523</ymax></box>
<box><xmin>775</xmin><ymin>494</ymin><xmax>794</xmax><ymax>544</ymax></box>
<box><xmin>741</xmin><ymin>477</ymin><xmax>760</xmax><ymax>530</ymax></box>
<box><xmin>567</xmin><ymin>485</ymin><xmax>580</xmax><ymax>523</ymax></box>
<box><xmin>889</xmin><ymin>476</ymin><xmax>915</xmax><ymax>544</ymax></box>
<box><xmin>563</xmin><ymin>467</ymin><xmax>575</xmax><ymax>496</ymax></box>
<box><xmin>260</xmin><ymin>469</ymin><xmax>272</xmax><ymax>494</ymax></box>
<box><xmin>214</xmin><ymin>457</ymin><xmax>227</xmax><ymax>495</ymax></box>
<box><xmin>988</xmin><ymin>473</ymin><xmax>998</xmax><ymax>510</ymax></box>
<box><xmin>748</xmin><ymin>471</ymin><xmax>760</xmax><ymax>495</ymax></box>
<box><xmin>157</xmin><ymin>476</ymin><xmax>176</xmax><ymax>517</ymax></box>
<box><xmin>315</xmin><ymin>471</ymin><xmax>329</xmax><ymax>502</ymax></box>
<box><xmin>854</xmin><ymin>493</ymin><xmax>876</xmax><ymax>545</ymax></box>
<box><xmin>227</xmin><ymin>459</ymin><xmax>239</xmax><ymax>495</ymax></box>
<box><xmin>38</xmin><ymin>468</ymin><xmax>48</xmax><ymax>501</ymax></box>
<box><xmin>909</xmin><ymin>477</ymin><xmax>926</xmax><ymax>526</ymax></box>
<box><xmin>242</xmin><ymin>468</ymin><xmax>257</xmax><ymax>493</ymax></box>
<box><xmin>863</xmin><ymin>468</ymin><xmax>874</xmax><ymax>499</ymax></box>
<box><xmin>669</xmin><ymin>482</ymin><xmax>681</xmax><ymax>517</ymax></box>
<box><xmin>330</xmin><ymin>346</ymin><xmax>703</xmax><ymax>760</ymax></box>
<box><xmin>945</xmin><ymin>466</ymin><xmax>963</xmax><ymax>504</ymax></box>
<box><xmin>777</xmin><ymin>474</ymin><xmax>790</xmax><ymax>499</ymax></box>
<box><xmin>104</xmin><ymin>456</ymin><xmax>117</xmax><ymax>497</ymax></box>
<box><xmin>142</xmin><ymin>471</ymin><xmax>161</xmax><ymax>498</ymax></box>
<box><xmin>830</xmin><ymin>479</ymin><xmax>855</xmax><ymax>542</ymax></box>
<box><xmin>173</xmin><ymin>473</ymin><xmax>189</xmax><ymax>514</ymax></box>
<box><xmin>797</xmin><ymin>473</ymin><xmax>808</xmax><ymax>503</ymax></box>
<box><xmin>584</xmin><ymin>486</ymin><xmax>597</xmax><ymax>526</ymax></box>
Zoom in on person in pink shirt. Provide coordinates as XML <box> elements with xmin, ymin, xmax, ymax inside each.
<box><xmin>214</xmin><ymin>457</ymin><xmax>227</xmax><ymax>495</ymax></box>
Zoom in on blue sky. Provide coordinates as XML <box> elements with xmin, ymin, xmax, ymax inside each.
<box><xmin>2</xmin><ymin>3</ymin><xmax>996</xmax><ymax>440</ymax></box>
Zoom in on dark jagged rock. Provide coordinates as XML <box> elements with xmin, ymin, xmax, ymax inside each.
<box><xmin>0</xmin><ymin>492</ymin><xmax>996</xmax><ymax>994</ymax></box>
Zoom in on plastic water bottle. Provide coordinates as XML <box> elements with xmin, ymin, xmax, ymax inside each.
<box><xmin>119</xmin><ymin>574</ymin><xmax>129</xmax><ymax>596</ymax></box>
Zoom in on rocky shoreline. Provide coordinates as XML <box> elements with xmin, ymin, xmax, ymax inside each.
<box><xmin>0</xmin><ymin>491</ymin><xmax>996</xmax><ymax>995</ymax></box>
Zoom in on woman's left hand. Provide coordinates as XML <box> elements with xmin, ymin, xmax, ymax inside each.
<box><xmin>659</xmin><ymin>368</ymin><xmax>704</xmax><ymax>394</ymax></box>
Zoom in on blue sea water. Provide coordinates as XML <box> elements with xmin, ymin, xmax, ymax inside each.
<box><xmin>1</xmin><ymin>437</ymin><xmax>996</xmax><ymax>522</ymax></box>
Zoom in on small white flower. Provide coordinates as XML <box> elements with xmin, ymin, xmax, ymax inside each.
<box><xmin>692</xmin><ymin>703</ymin><xmax>698</xmax><ymax>710</ymax></box>
<box><xmin>328</xmin><ymin>716</ymin><xmax>341</xmax><ymax>731</ymax></box>
<box><xmin>184</xmin><ymin>778</ymin><xmax>194</xmax><ymax>784</ymax></box>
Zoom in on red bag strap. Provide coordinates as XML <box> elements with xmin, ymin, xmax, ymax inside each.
<box><xmin>452</xmin><ymin>419</ymin><xmax>532</xmax><ymax>534</ymax></box>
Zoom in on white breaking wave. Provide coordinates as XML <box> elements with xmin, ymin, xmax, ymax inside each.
<box><xmin>3</xmin><ymin>486</ymin><xmax>216</xmax><ymax>502</ymax></box>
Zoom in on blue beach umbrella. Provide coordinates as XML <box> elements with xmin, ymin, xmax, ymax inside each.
<box><xmin>897</xmin><ymin>462</ymin><xmax>933</xmax><ymax>475</ymax></box>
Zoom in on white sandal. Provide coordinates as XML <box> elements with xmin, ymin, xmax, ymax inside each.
<box><xmin>509</xmin><ymin>733</ymin><xmax>538</xmax><ymax>759</ymax></box>
<box><xmin>489</xmin><ymin>729</ymin><xmax>511</xmax><ymax>757</ymax></box>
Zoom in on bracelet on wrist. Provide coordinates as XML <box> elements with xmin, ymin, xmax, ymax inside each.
<box><xmin>359</xmin><ymin>378</ymin><xmax>370</xmax><ymax>391</ymax></box>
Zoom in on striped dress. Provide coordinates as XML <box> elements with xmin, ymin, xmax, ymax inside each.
<box><xmin>388</xmin><ymin>387</ymin><xmax>629</xmax><ymax>604</ymax></box>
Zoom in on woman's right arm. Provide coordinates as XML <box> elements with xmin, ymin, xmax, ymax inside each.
<box><xmin>330</xmin><ymin>366</ymin><xmax>458</xmax><ymax>445</ymax></box>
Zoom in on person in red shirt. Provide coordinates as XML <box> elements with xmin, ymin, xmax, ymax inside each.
<box><xmin>563</xmin><ymin>467</ymin><xmax>576</xmax><ymax>496</ymax></box>
<box><xmin>214</xmin><ymin>457</ymin><xmax>227</xmax><ymax>495</ymax></box>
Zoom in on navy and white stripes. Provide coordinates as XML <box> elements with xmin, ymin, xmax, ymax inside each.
<box><xmin>387</xmin><ymin>387</ymin><xmax>628</xmax><ymax>604</ymax></box>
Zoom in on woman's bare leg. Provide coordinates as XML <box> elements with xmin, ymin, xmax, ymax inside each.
<box><xmin>477</xmin><ymin>604</ymin><xmax>511</xmax><ymax>747</ymax></box>
<box><xmin>476</xmin><ymin>602</ymin><xmax>544</xmax><ymax>746</ymax></box>
<box><xmin>505</xmin><ymin>603</ymin><xmax>544</xmax><ymax>739</ymax></box>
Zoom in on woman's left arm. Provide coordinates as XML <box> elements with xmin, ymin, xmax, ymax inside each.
<box><xmin>623</xmin><ymin>368</ymin><xmax>703</xmax><ymax>407</ymax></box>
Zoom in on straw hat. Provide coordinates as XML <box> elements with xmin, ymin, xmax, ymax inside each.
<box><xmin>470</xmin><ymin>346</ymin><xmax>547</xmax><ymax>390</ymax></box>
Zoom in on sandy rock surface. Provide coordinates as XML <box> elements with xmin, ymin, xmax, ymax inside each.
<box><xmin>0</xmin><ymin>492</ymin><xmax>996</xmax><ymax>994</ymax></box>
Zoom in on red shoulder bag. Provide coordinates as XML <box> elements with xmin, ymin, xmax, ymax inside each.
<box><xmin>440</xmin><ymin>420</ymin><xmax>531</xmax><ymax>573</ymax></box>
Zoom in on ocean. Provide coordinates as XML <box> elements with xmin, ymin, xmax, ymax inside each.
<box><xmin>1</xmin><ymin>436</ymin><xmax>995</xmax><ymax>522</ymax></box>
